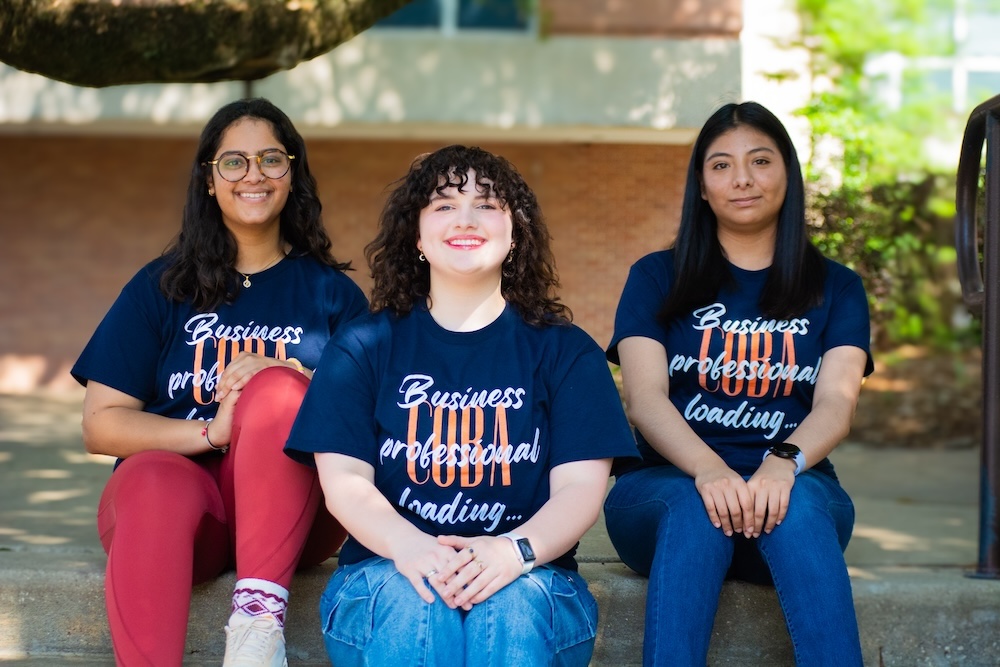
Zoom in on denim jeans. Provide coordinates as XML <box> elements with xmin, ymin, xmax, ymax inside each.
<box><xmin>603</xmin><ymin>465</ymin><xmax>863</xmax><ymax>667</ymax></box>
<box><xmin>319</xmin><ymin>556</ymin><xmax>598</xmax><ymax>667</ymax></box>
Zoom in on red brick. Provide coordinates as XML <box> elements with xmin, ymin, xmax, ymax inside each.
<box><xmin>0</xmin><ymin>135</ymin><xmax>689</xmax><ymax>392</ymax></box>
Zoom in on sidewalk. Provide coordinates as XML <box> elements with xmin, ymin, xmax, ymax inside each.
<box><xmin>0</xmin><ymin>391</ymin><xmax>997</xmax><ymax>665</ymax></box>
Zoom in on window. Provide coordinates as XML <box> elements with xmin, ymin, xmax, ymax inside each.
<box><xmin>377</xmin><ymin>0</ymin><xmax>439</xmax><ymax>27</ymax></box>
<box><xmin>376</xmin><ymin>0</ymin><xmax>531</xmax><ymax>32</ymax></box>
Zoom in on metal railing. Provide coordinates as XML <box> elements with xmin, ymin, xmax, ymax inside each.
<box><xmin>956</xmin><ymin>92</ymin><xmax>1000</xmax><ymax>579</ymax></box>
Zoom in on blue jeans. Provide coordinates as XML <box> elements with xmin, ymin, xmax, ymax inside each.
<box><xmin>603</xmin><ymin>465</ymin><xmax>863</xmax><ymax>667</ymax></box>
<box><xmin>319</xmin><ymin>556</ymin><xmax>598</xmax><ymax>667</ymax></box>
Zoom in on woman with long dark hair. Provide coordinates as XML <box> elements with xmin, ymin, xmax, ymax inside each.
<box><xmin>603</xmin><ymin>102</ymin><xmax>872</xmax><ymax>665</ymax></box>
<box><xmin>286</xmin><ymin>145</ymin><xmax>638</xmax><ymax>666</ymax></box>
<box><xmin>72</xmin><ymin>98</ymin><xmax>368</xmax><ymax>666</ymax></box>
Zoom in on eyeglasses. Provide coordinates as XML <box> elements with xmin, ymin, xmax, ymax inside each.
<box><xmin>205</xmin><ymin>150</ymin><xmax>295</xmax><ymax>182</ymax></box>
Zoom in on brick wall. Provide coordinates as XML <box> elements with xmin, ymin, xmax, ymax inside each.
<box><xmin>544</xmin><ymin>0</ymin><xmax>742</xmax><ymax>36</ymax></box>
<box><xmin>0</xmin><ymin>135</ymin><xmax>690</xmax><ymax>393</ymax></box>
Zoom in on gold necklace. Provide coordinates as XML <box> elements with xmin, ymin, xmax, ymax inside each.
<box><xmin>238</xmin><ymin>250</ymin><xmax>284</xmax><ymax>288</ymax></box>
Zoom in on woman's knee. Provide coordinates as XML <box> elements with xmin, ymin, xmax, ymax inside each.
<box><xmin>751</xmin><ymin>481</ymin><xmax>854</xmax><ymax>565</ymax></box>
<box><xmin>322</xmin><ymin>559</ymin><xmax>459</xmax><ymax>649</ymax></box>
<box><xmin>781</xmin><ymin>473</ymin><xmax>855</xmax><ymax>537</ymax></box>
<box><xmin>236</xmin><ymin>366</ymin><xmax>308</xmax><ymax>418</ymax></box>
<box><xmin>230</xmin><ymin>367</ymin><xmax>309</xmax><ymax>454</ymax></box>
<box><xmin>606</xmin><ymin>472</ymin><xmax>721</xmax><ymax>576</ymax></box>
<box><xmin>606</xmin><ymin>467</ymin><xmax>702</xmax><ymax>508</ymax></box>
<box><xmin>467</xmin><ymin>568</ymin><xmax>597</xmax><ymax>662</ymax></box>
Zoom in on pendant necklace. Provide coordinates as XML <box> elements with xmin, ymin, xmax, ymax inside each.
<box><xmin>238</xmin><ymin>250</ymin><xmax>285</xmax><ymax>288</ymax></box>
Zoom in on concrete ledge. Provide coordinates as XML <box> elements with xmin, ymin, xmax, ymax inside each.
<box><xmin>3</xmin><ymin>549</ymin><xmax>999</xmax><ymax>665</ymax></box>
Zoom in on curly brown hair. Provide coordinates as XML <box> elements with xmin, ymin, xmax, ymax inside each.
<box><xmin>365</xmin><ymin>145</ymin><xmax>570</xmax><ymax>326</ymax></box>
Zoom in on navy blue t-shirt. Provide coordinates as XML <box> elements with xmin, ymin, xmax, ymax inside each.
<box><xmin>72</xmin><ymin>252</ymin><xmax>368</xmax><ymax>421</ymax></box>
<box><xmin>286</xmin><ymin>304</ymin><xmax>639</xmax><ymax>570</ymax></box>
<box><xmin>608</xmin><ymin>250</ymin><xmax>872</xmax><ymax>477</ymax></box>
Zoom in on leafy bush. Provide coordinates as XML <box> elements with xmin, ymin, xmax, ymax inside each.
<box><xmin>807</xmin><ymin>173</ymin><xmax>978</xmax><ymax>350</ymax></box>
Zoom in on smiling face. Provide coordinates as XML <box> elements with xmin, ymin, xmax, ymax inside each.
<box><xmin>416</xmin><ymin>169</ymin><xmax>514</xmax><ymax>286</ymax></box>
<box><xmin>699</xmin><ymin>125</ymin><xmax>788</xmax><ymax>237</ymax></box>
<box><xmin>208</xmin><ymin>117</ymin><xmax>291</xmax><ymax>233</ymax></box>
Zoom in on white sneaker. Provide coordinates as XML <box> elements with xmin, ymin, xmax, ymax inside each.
<box><xmin>222</xmin><ymin>612</ymin><xmax>288</xmax><ymax>667</ymax></box>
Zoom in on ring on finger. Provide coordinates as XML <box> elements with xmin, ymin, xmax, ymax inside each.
<box><xmin>425</xmin><ymin>568</ymin><xmax>438</xmax><ymax>578</ymax></box>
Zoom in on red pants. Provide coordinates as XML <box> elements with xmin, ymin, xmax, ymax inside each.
<box><xmin>96</xmin><ymin>367</ymin><xmax>345</xmax><ymax>666</ymax></box>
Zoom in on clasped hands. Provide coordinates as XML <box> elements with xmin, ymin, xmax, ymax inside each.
<box><xmin>695</xmin><ymin>455</ymin><xmax>797</xmax><ymax>539</ymax></box>
<box><xmin>396</xmin><ymin>533</ymin><xmax>523</xmax><ymax>610</ymax></box>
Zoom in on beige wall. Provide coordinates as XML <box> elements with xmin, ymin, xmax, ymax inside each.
<box><xmin>0</xmin><ymin>135</ymin><xmax>690</xmax><ymax>393</ymax></box>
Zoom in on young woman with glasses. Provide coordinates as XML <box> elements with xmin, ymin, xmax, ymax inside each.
<box><xmin>72</xmin><ymin>98</ymin><xmax>368</xmax><ymax>666</ymax></box>
<box><xmin>285</xmin><ymin>145</ymin><xmax>639</xmax><ymax>666</ymax></box>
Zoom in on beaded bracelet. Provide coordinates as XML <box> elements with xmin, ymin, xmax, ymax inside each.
<box><xmin>201</xmin><ymin>425</ymin><xmax>229</xmax><ymax>453</ymax></box>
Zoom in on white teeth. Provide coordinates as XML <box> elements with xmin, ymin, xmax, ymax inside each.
<box><xmin>450</xmin><ymin>239</ymin><xmax>482</xmax><ymax>246</ymax></box>
<box><xmin>240</xmin><ymin>192</ymin><xmax>267</xmax><ymax>199</ymax></box>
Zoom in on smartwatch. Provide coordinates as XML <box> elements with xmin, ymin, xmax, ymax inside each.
<box><xmin>762</xmin><ymin>442</ymin><xmax>806</xmax><ymax>476</ymax></box>
<box><xmin>500</xmin><ymin>532</ymin><xmax>536</xmax><ymax>575</ymax></box>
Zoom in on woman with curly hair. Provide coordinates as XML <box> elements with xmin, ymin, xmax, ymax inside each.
<box><xmin>286</xmin><ymin>145</ymin><xmax>638</xmax><ymax>666</ymax></box>
<box><xmin>72</xmin><ymin>98</ymin><xmax>368</xmax><ymax>666</ymax></box>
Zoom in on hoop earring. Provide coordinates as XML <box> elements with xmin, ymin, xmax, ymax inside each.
<box><xmin>208</xmin><ymin>188</ymin><xmax>215</xmax><ymax>196</ymax></box>
<box><xmin>418</xmin><ymin>253</ymin><xmax>426</xmax><ymax>262</ymax></box>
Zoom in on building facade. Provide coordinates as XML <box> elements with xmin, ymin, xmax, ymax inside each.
<box><xmin>0</xmin><ymin>0</ymin><xmax>744</xmax><ymax>392</ymax></box>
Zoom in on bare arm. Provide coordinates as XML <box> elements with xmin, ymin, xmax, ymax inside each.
<box><xmin>747</xmin><ymin>345</ymin><xmax>868</xmax><ymax>535</ymax></box>
<box><xmin>81</xmin><ymin>381</ymin><xmax>228</xmax><ymax>458</ymax></box>
<box><xmin>617</xmin><ymin>336</ymin><xmax>755</xmax><ymax>537</ymax></box>
<box><xmin>511</xmin><ymin>458</ymin><xmax>612</xmax><ymax>563</ymax></box>
<box><xmin>784</xmin><ymin>345</ymin><xmax>868</xmax><ymax>463</ymax></box>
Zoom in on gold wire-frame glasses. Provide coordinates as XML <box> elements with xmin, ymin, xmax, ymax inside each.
<box><xmin>205</xmin><ymin>149</ymin><xmax>295</xmax><ymax>182</ymax></box>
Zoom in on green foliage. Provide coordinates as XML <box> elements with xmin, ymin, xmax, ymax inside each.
<box><xmin>790</xmin><ymin>0</ymin><xmax>979</xmax><ymax>350</ymax></box>
<box><xmin>809</xmin><ymin>174</ymin><xmax>976</xmax><ymax>348</ymax></box>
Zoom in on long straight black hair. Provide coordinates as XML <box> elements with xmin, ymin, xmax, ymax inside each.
<box><xmin>658</xmin><ymin>101</ymin><xmax>825</xmax><ymax>326</ymax></box>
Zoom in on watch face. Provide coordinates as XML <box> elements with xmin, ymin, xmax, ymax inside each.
<box><xmin>516</xmin><ymin>538</ymin><xmax>536</xmax><ymax>562</ymax></box>
<box><xmin>771</xmin><ymin>442</ymin><xmax>801</xmax><ymax>458</ymax></box>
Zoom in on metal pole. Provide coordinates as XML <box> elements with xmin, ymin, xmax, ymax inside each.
<box><xmin>974</xmin><ymin>112</ymin><xmax>1000</xmax><ymax>578</ymax></box>
<box><xmin>956</xmin><ymin>94</ymin><xmax>1000</xmax><ymax>579</ymax></box>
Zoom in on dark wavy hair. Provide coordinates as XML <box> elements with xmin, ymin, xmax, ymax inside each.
<box><xmin>658</xmin><ymin>101</ymin><xmax>825</xmax><ymax>325</ymax></box>
<box><xmin>160</xmin><ymin>97</ymin><xmax>350</xmax><ymax>310</ymax></box>
<box><xmin>366</xmin><ymin>145</ymin><xmax>570</xmax><ymax>325</ymax></box>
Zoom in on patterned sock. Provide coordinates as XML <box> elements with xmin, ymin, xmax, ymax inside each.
<box><xmin>231</xmin><ymin>578</ymin><xmax>289</xmax><ymax>628</ymax></box>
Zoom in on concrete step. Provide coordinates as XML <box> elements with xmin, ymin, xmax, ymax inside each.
<box><xmin>2</xmin><ymin>547</ymin><xmax>999</xmax><ymax>666</ymax></box>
